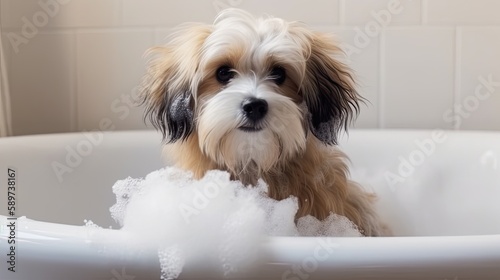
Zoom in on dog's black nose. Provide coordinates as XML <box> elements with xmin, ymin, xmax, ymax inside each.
<box><xmin>242</xmin><ymin>98</ymin><xmax>268</xmax><ymax>121</ymax></box>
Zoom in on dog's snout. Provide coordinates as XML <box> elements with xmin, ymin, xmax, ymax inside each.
<box><xmin>241</xmin><ymin>98</ymin><xmax>268</xmax><ymax>121</ymax></box>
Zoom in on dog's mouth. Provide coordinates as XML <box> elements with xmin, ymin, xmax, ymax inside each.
<box><xmin>238</xmin><ymin>118</ymin><xmax>265</xmax><ymax>132</ymax></box>
<box><xmin>238</xmin><ymin>126</ymin><xmax>263</xmax><ymax>132</ymax></box>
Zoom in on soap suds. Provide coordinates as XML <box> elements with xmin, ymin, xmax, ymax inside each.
<box><xmin>110</xmin><ymin>167</ymin><xmax>361</xmax><ymax>279</ymax></box>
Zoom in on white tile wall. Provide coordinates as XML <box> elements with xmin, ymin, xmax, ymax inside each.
<box><xmin>1</xmin><ymin>0</ymin><xmax>121</xmax><ymax>28</ymax></box>
<box><xmin>122</xmin><ymin>0</ymin><xmax>216</xmax><ymax>26</ymax></box>
<box><xmin>342</xmin><ymin>0</ymin><xmax>421</xmax><ymax>25</ymax></box>
<box><xmin>8</xmin><ymin>31</ymin><xmax>75</xmax><ymax>135</ymax></box>
<box><xmin>426</xmin><ymin>0</ymin><xmax>500</xmax><ymax>25</ymax></box>
<box><xmin>1</xmin><ymin>0</ymin><xmax>499</xmax><ymax>135</ymax></box>
<box><xmin>458</xmin><ymin>27</ymin><xmax>500</xmax><ymax>130</ymax></box>
<box><xmin>235</xmin><ymin>0</ymin><xmax>340</xmax><ymax>24</ymax></box>
<box><xmin>76</xmin><ymin>30</ymin><xmax>153</xmax><ymax>131</ymax></box>
<box><xmin>384</xmin><ymin>27</ymin><xmax>455</xmax><ymax>129</ymax></box>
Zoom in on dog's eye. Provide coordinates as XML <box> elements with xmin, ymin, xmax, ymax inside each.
<box><xmin>216</xmin><ymin>66</ymin><xmax>235</xmax><ymax>84</ymax></box>
<box><xmin>269</xmin><ymin>66</ymin><xmax>286</xmax><ymax>85</ymax></box>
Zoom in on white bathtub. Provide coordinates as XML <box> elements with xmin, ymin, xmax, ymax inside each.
<box><xmin>1</xmin><ymin>129</ymin><xmax>500</xmax><ymax>280</ymax></box>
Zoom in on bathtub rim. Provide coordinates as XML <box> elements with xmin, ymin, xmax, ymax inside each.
<box><xmin>2</xmin><ymin>215</ymin><xmax>500</xmax><ymax>280</ymax></box>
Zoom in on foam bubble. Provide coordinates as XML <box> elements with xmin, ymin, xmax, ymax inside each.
<box><xmin>297</xmin><ymin>214</ymin><xmax>362</xmax><ymax>237</ymax></box>
<box><xmin>158</xmin><ymin>245</ymin><xmax>185</xmax><ymax>280</ymax></box>
<box><xmin>110</xmin><ymin>167</ymin><xmax>361</xmax><ymax>277</ymax></box>
<box><xmin>109</xmin><ymin>176</ymin><xmax>144</xmax><ymax>226</ymax></box>
<box><xmin>83</xmin><ymin>219</ymin><xmax>101</xmax><ymax>229</ymax></box>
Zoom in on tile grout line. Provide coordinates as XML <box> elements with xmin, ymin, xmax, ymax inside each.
<box><xmin>338</xmin><ymin>0</ymin><xmax>345</xmax><ymax>25</ymax></box>
<box><xmin>378</xmin><ymin>29</ymin><xmax>386</xmax><ymax>129</ymax></box>
<box><xmin>117</xmin><ymin>0</ymin><xmax>124</xmax><ymax>26</ymax></box>
<box><xmin>72</xmin><ymin>29</ymin><xmax>79</xmax><ymax>132</ymax></box>
<box><xmin>0</xmin><ymin>15</ymin><xmax>13</xmax><ymax>136</ymax></box>
<box><xmin>421</xmin><ymin>0</ymin><xmax>428</xmax><ymax>25</ymax></box>
<box><xmin>453</xmin><ymin>27</ymin><xmax>462</xmax><ymax>130</ymax></box>
<box><xmin>67</xmin><ymin>30</ymin><xmax>77</xmax><ymax>132</ymax></box>
<box><xmin>7</xmin><ymin>24</ymin><xmax>500</xmax><ymax>34</ymax></box>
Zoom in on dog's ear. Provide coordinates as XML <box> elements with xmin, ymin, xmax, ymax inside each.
<box><xmin>301</xmin><ymin>32</ymin><xmax>363</xmax><ymax>145</ymax></box>
<box><xmin>140</xmin><ymin>24</ymin><xmax>211</xmax><ymax>143</ymax></box>
<box><xmin>144</xmin><ymin>87</ymin><xmax>193</xmax><ymax>143</ymax></box>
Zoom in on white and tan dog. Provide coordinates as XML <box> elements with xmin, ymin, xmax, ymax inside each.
<box><xmin>140</xmin><ymin>9</ymin><xmax>388</xmax><ymax>236</ymax></box>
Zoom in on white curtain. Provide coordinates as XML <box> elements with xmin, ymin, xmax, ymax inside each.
<box><xmin>0</xmin><ymin>25</ymin><xmax>12</xmax><ymax>137</ymax></box>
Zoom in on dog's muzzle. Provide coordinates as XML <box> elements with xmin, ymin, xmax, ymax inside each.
<box><xmin>239</xmin><ymin>98</ymin><xmax>268</xmax><ymax>132</ymax></box>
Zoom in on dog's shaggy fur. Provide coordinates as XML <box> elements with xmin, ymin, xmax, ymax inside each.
<box><xmin>140</xmin><ymin>9</ymin><xmax>388</xmax><ymax>236</ymax></box>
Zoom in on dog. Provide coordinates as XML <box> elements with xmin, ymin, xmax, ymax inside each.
<box><xmin>140</xmin><ymin>8</ymin><xmax>388</xmax><ymax>236</ymax></box>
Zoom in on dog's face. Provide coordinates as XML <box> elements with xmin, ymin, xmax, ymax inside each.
<box><xmin>141</xmin><ymin>9</ymin><xmax>361</xmax><ymax>175</ymax></box>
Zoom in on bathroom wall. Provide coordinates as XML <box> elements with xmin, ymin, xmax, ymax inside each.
<box><xmin>0</xmin><ymin>0</ymin><xmax>499</xmax><ymax>135</ymax></box>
